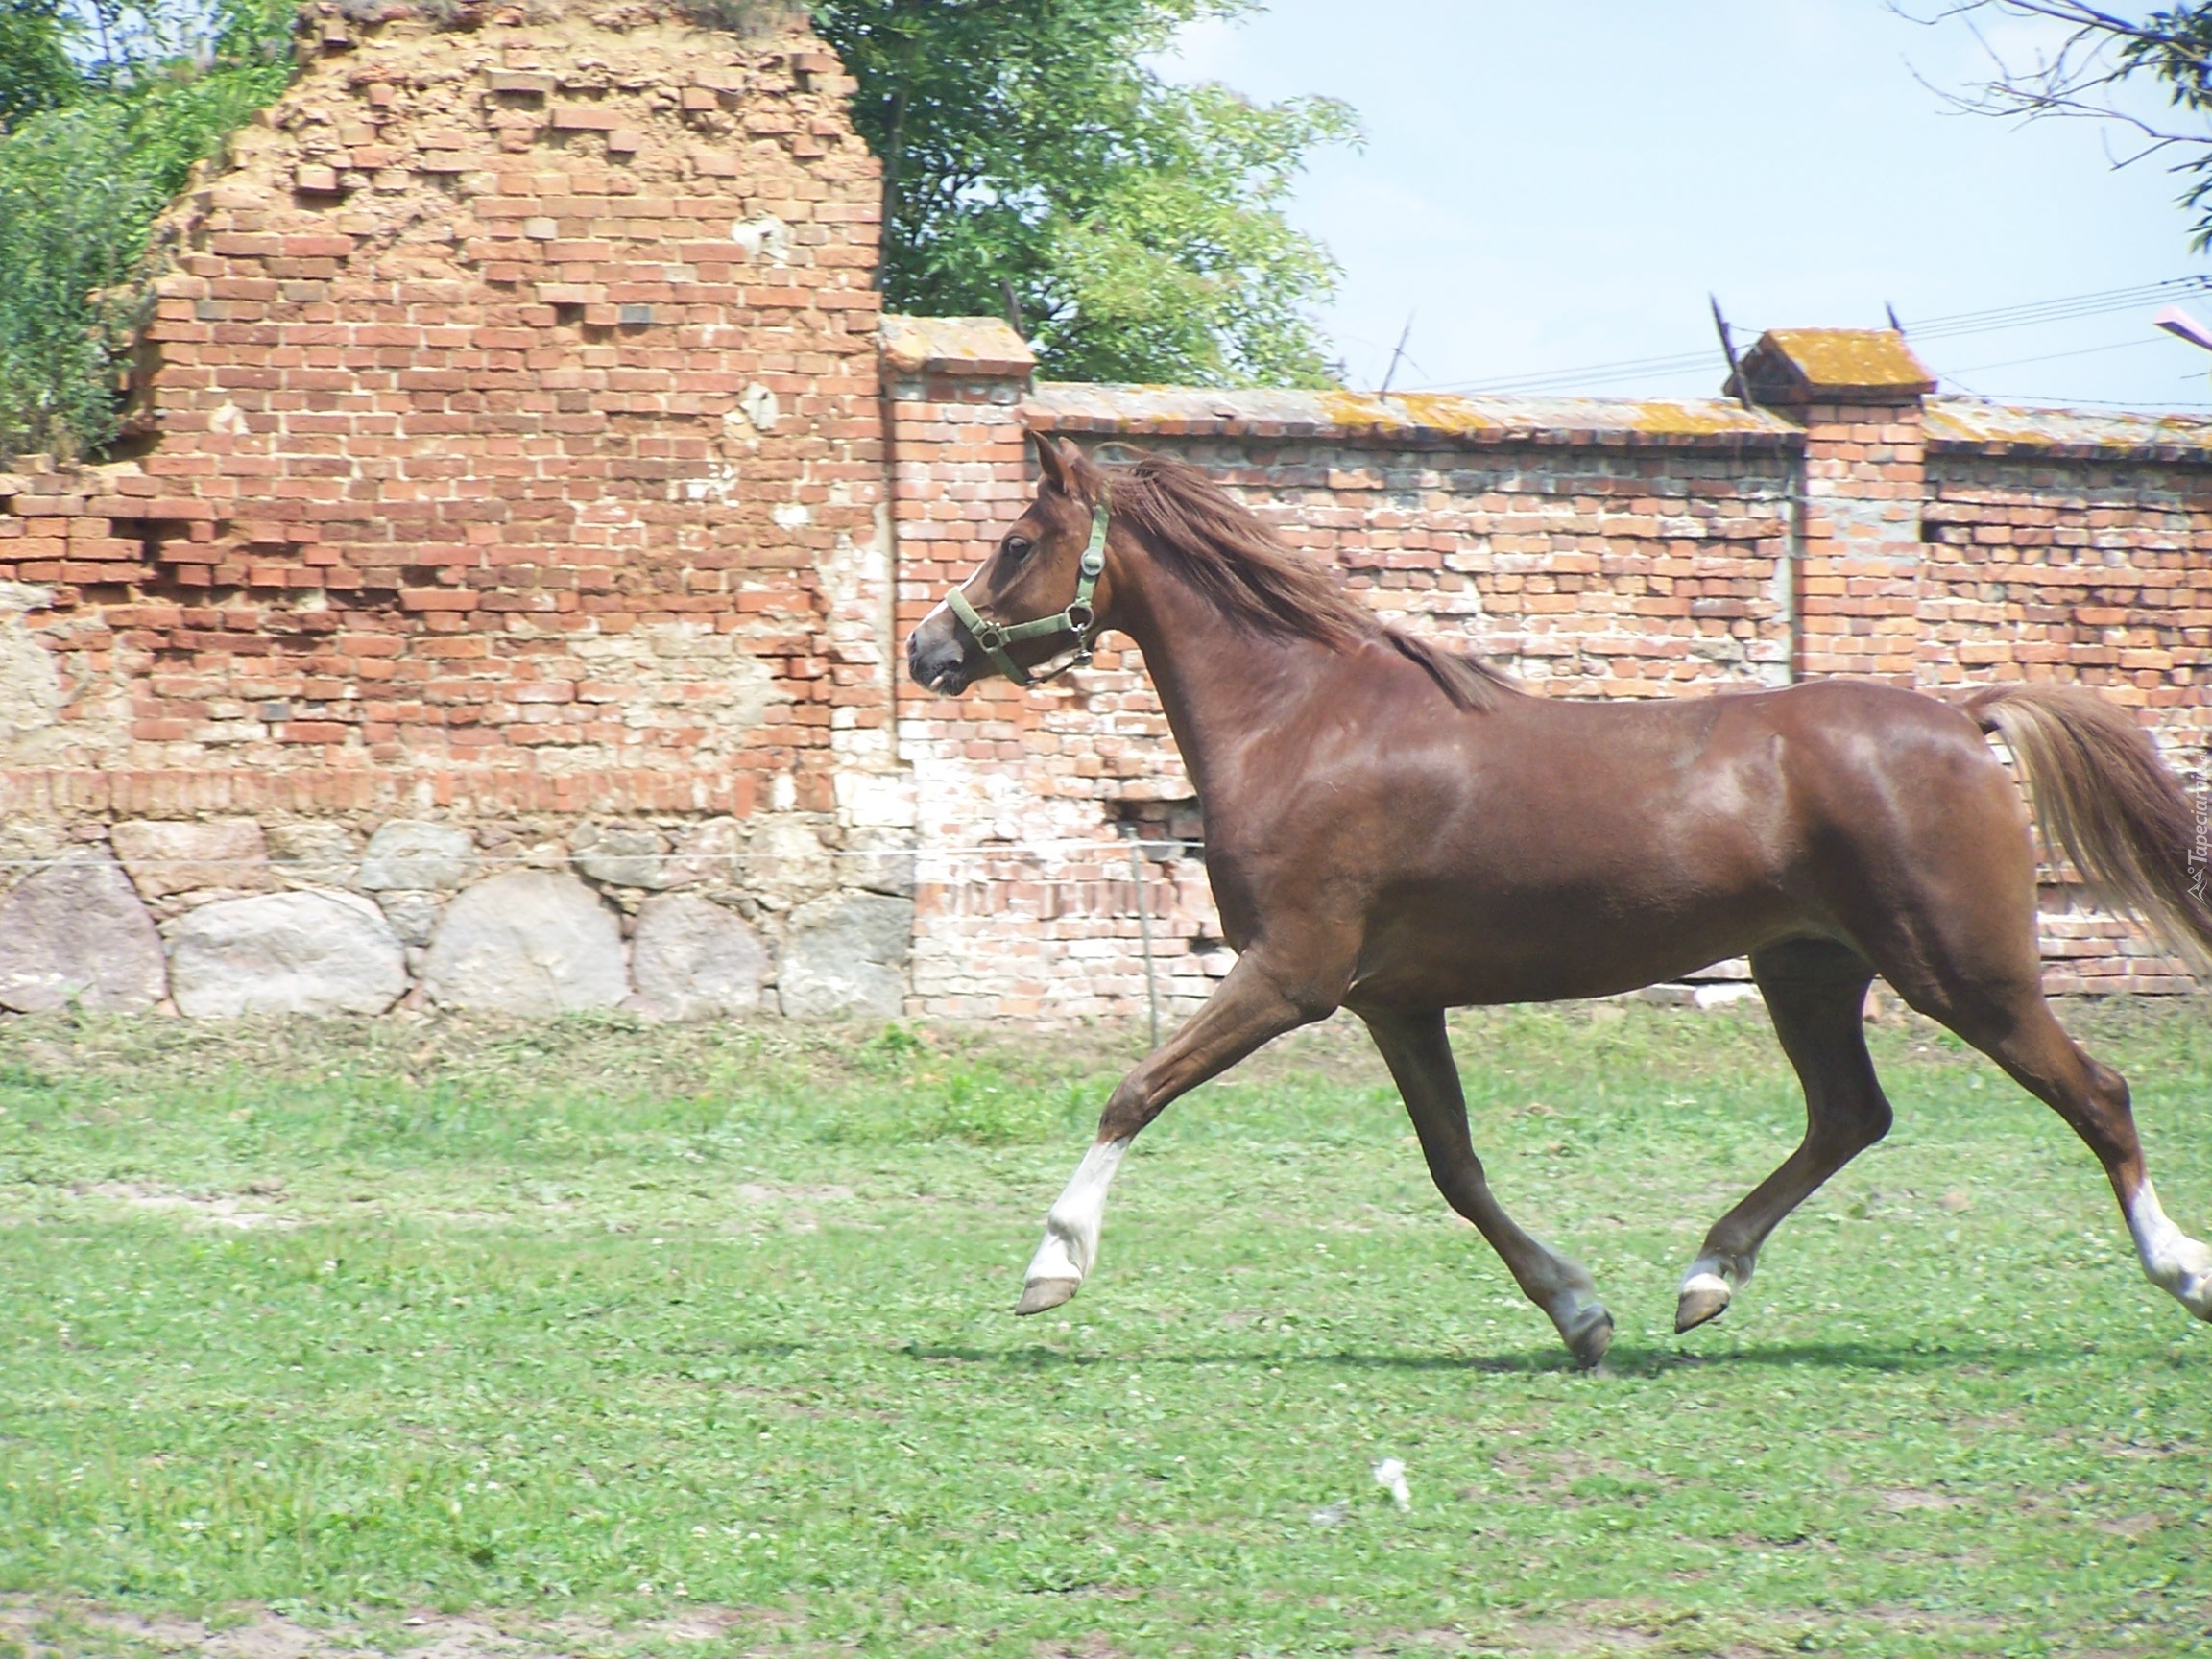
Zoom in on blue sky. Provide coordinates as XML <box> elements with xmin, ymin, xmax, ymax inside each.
<box><xmin>1157</xmin><ymin>1</ymin><xmax>2212</xmax><ymax>408</ymax></box>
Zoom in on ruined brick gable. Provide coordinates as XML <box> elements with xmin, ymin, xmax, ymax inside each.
<box><xmin>5</xmin><ymin>0</ymin><xmax>887</xmax><ymax>806</ymax></box>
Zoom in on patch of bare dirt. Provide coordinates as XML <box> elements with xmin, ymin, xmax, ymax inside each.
<box><xmin>68</xmin><ymin>1182</ymin><xmax>293</xmax><ymax>1230</ymax></box>
<box><xmin>0</xmin><ymin>1600</ymin><xmax>809</xmax><ymax>1659</ymax></box>
<box><xmin>732</xmin><ymin>1183</ymin><xmax>854</xmax><ymax>1204</ymax></box>
<box><xmin>1877</xmin><ymin>1486</ymin><xmax>1966</xmax><ymax>1512</ymax></box>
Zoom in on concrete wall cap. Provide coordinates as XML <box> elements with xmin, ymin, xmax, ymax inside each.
<box><xmin>1738</xmin><ymin>328</ymin><xmax>1936</xmax><ymax>401</ymax></box>
<box><xmin>1025</xmin><ymin>382</ymin><xmax>1799</xmax><ymax>446</ymax></box>
<box><xmin>1925</xmin><ymin>395</ymin><xmax>2212</xmax><ymax>461</ymax></box>
<box><xmin>880</xmin><ymin>315</ymin><xmax>1037</xmax><ymax>378</ymax></box>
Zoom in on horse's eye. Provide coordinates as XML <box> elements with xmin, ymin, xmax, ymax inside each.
<box><xmin>1004</xmin><ymin>536</ymin><xmax>1034</xmax><ymax>561</ymax></box>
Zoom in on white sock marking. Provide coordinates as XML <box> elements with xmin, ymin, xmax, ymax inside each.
<box><xmin>1681</xmin><ymin>1251</ymin><xmax>1754</xmax><ymax>1296</ymax></box>
<box><xmin>1025</xmin><ymin>1137</ymin><xmax>1130</xmax><ymax>1287</ymax></box>
<box><xmin>2126</xmin><ymin>1180</ymin><xmax>2212</xmax><ymax>1319</ymax></box>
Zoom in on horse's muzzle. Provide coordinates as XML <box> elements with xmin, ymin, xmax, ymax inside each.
<box><xmin>906</xmin><ymin>607</ymin><xmax>977</xmax><ymax>696</ymax></box>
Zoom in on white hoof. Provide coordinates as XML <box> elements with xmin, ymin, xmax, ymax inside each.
<box><xmin>1675</xmin><ymin>1270</ymin><xmax>1732</xmax><ymax>1334</ymax></box>
<box><xmin>1017</xmin><ymin>1277</ymin><xmax>1079</xmax><ymax>1316</ymax></box>
<box><xmin>1675</xmin><ymin>1251</ymin><xmax>1753</xmax><ymax>1334</ymax></box>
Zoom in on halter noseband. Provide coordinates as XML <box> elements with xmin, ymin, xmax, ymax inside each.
<box><xmin>944</xmin><ymin>495</ymin><xmax>1110</xmax><ymax>686</ymax></box>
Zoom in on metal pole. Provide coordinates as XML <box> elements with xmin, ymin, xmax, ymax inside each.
<box><xmin>1128</xmin><ymin>839</ymin><xmax>1160</xmax><ymax>1050</ymax></box>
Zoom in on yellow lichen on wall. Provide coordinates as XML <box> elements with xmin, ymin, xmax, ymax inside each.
<box><xmin>1757</xmin><ymin>329</ymin><xmax>1935</xmax><ymax>395</ymax></box>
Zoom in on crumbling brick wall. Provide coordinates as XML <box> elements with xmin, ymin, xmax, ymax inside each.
<box><xmin>0</xmin><ymin>1</ymin><xmax>916</xmax><ymax>1021</ymax></box>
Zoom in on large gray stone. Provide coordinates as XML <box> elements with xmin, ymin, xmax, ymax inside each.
<box><xmin>571</xmin><ymin>822</ymin><xmax>670</xmax><ymax>889</ymax></box>
<box><xmin>777</xmin><ymin>892</ymin><xmax>912</xmax><ymax>1021</ymax></box>
<box><xmin>630</xmin><ymin>893</ymin><xmax>767</xmax><ymax>1020</ymax></box>
<box><xmin>167</xmin><ymin>889</ymin><xmax>406</xmax><ymax>1018</ymax></box>
<box><xmin>0</xmin><ymin>852</ymin><xmax>166</xmax><ymax>1012</ymax></box>
<box><xmin>421</xmin><ymin>871</ymin><xmax>628</xmax><ymax>1015</ymax></box>
<box><xmin>359</xmin><ymin>821</ymin><xmax>479</xmax><ymax>892</ymax></box>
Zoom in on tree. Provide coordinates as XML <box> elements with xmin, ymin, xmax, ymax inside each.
<box><xmin>810</xmin><ymin>0</ymin><xmax>1358</xmax><ymax>387</ymax></box>
<box><xmin>0</xmin><ymin>0</ymin><xmax>76</xmax><ymax>129</ymax></box>
<box><xmin>0</xmin><ymin>0</ymin><xmax>292</xmax><ymax>460</ymax></box>
<box><xmin>1911</xmin><ymin>2</ymin><xmax>2212</xmax><ymax>247</ymax></box>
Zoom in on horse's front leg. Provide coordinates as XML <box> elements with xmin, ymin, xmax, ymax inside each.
<box><xmin>1017</xmin><ymin>953</ymin><xmax>1326</xmax><ymax>1314</ymax></box>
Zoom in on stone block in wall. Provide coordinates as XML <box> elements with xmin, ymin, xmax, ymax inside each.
<box><xmin>166</xmin><ymin>890</ymin><xmax>406</xmax><ymax>1018</ymax></box>
<box><xmin>374</xmin><ymin>891</ymin><xmax>445</xmax><ymax>948</ymax></box>
<box><xmin>0</xmin><ymin>580</ymin><xmax>63</xmax><ymax>748</ymax></box>
<box><xmin>111</xmin><ymin>820</ymin><xmax>274</xmax><ymax>902</ymax></box>
<box><xmin>0</xmin><ymin>821</ymin><xmax>66</xmax><ymax>899</ymax></box>
<box><xmin>0</xmin><ymin>852</ymin><xmax>166</xmax><ymax>1013</ymax></box>
<box><xmin>572</xmin><ymin>823</ymin><xmax>671</xmax><ymax>890</ymax></box>
<box><xmin>779</xmin><ymin>892</ymin><xmax>912</xmax><ymax>1021</ymax></box>
<box><xmin>360</xmin><ymin>822</ymin><xmax>480</xmax><ymax>892</ymax></box>
<box><xmin>744</xmin><ymin>816</ymin><xmax>838</xmax><ymax>911</ymax></box>
<box><xmin>267</xmin><ymin>823</ymin><xmax>363</xmax><ymax>889</ymax></box>
<box><xmin>421</xmin><ymin>871</ymin><xmax>628</xmax><ymax>1016</ymax></box>
<box><xmin>629</xmin><ymin>894</ymin><xmax>769</xmax><ymax>1020</ymax></box>
<box><xmin>843</xmin><ymin>830</ymin><xmax>917</xmax><ymax>898</ymax></box>
<box><xmin>664</xmin><ymin>817</ymin><xmax>742</xmax><ymax>892</ymax></box>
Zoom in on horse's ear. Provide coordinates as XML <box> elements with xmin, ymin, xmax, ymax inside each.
<box><xmin>1055</xmin><ymin>437</ymin><xmax>1103</xmax><ymax>501</ymax></box>
<box><xmin>1030</xmin><ymin>429</ymin><xmax>1070</xmax><ymax>494</ymax></box>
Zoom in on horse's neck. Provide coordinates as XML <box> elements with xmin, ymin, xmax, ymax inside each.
<box><xmin>1112</xmin><ymin>550</ymin><xmax>1335</xmax><ymax>806</ymax></box>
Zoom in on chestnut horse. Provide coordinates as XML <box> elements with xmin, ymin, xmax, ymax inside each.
<box><xmin>906</xmin><ymin>436</ymin><xmax>2212</xmax><ymax>1368</ymax></box>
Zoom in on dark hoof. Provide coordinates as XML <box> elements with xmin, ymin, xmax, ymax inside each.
<box><xmin>1675</xmin><ymin>1284</ymin><xmax>1731</xmax><ymax>1334</ymax></box>
<box><xmin>1016</xmin><ymin>1276</ymin><xmax>1079</xmax><ymax>1316</ymax></box>
<box><xmin>1566</xmin><ymin>1304</ymin><xmax>1614</xmax><ymax>1371</ymax></box>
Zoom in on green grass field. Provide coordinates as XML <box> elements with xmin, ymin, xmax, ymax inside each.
<box><xmin>1</xmin><ymin>1000</ymin><xmax>2208</xmax><ymax>1658</ymax></box>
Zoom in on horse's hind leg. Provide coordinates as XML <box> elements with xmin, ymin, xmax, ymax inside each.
<box><xmin>1362</xmin><ymin>1007</ymin><xmax>1614</xmax><ymax>1369</ymax></box>
<box><xmin>1676</xmin><ymin>939</ymin><xmax>1891</xmax><ymax>1333</ymax></box>
<box><xmin>1900</xmin><ymin>974</ymin><xmax>2212</xmax><ymax>1322</ymax></box>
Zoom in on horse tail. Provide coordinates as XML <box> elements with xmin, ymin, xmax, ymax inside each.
<box><xmin>1968</xmin><ymin>684</ymin><xmax>2212</xmax><ymax>975</ymax></box>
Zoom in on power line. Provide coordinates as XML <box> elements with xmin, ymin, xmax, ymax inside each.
<box><xmin>1933</xmin><ymin>335</ymin><xmax>2175</xmax><ymax>376</ymax></box>
<box><xmin>1404</xmin><ymin>276</ymin><xmax>2212</xmax><ymax>398</ymax></box>
<box><xmin>1901</xmin><ymin>277</ymin><xmax>2212</xmax><ymax>343</ymax></box>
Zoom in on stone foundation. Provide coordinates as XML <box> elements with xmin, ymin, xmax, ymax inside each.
<box><xmin>0</xmin><ymin>809</ymin><xmax>909</xmax><ymax>1019</ymax></box>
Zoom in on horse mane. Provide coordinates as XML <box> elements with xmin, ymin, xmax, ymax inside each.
<box><xmin>1100</xmin><ymin>452</ymin><xmax>1518</xmax><ymax>712</ymax></box>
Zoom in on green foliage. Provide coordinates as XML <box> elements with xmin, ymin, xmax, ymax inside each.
<box><xmin>0</xmin><ymin>0</ymin><xmax>75</xmax><ymax>128</ymax></box>
<box><xmin>0</xmin><ymin>0</ymin><xmax>293</xmax><ymax>462</ymax></box>
<box><xmin>811</xmin><ymin>0</ymin><xmax>1357</xmax><ymax>387</ymax></box>
<box><xmin>1937</xmin><ymin>2</ymin><xmax>2212</xmax><ymax>250</ymax></box>
<box><xmin>2109</xmin><ymin>6</ymin><xmax>2212</xmax><ymax>248</ymax></box>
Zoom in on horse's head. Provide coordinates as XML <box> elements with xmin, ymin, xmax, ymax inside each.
<box><xmin>906</xmin><ymin>433</ymin><xmax>1117</xmax><ymax>695</ymax></box>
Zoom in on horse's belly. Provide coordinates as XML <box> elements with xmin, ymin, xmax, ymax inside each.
<box><xmin>1345</xmin><ymin>879</ymin><xmax>1801</xmax><ymax>1007</ymax></box>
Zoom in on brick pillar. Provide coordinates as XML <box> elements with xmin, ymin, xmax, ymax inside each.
<box><xmin>880</xmin><ymin>315</ymin><xmax>1039</xmax><ymax>716</ymax></box>
<box><xmin>880</xmin><ymin>316</ymin><xmax>1064</xmax><ymax>1018</ymax></box>
<box><xmin>1738</xmin><ymin>329</ymin><xmax>1936</xmax><ymax>684</ymax></box>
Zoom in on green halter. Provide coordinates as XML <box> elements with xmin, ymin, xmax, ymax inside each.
<box><xmin>945</xmin><ymin>495</ymin><xmax>1110</xmax><ymax>687</ymax></box>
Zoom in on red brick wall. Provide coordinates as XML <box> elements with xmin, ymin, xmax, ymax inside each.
<box><xmin>887</xmin><ymin>331</ymin><xmax>2210</xmax><ymax>1018</ymax></box>
<box><xmin>1</xmin><ymin>3</ymin><xmax>890</xmax><ymax>828</ymax></box>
